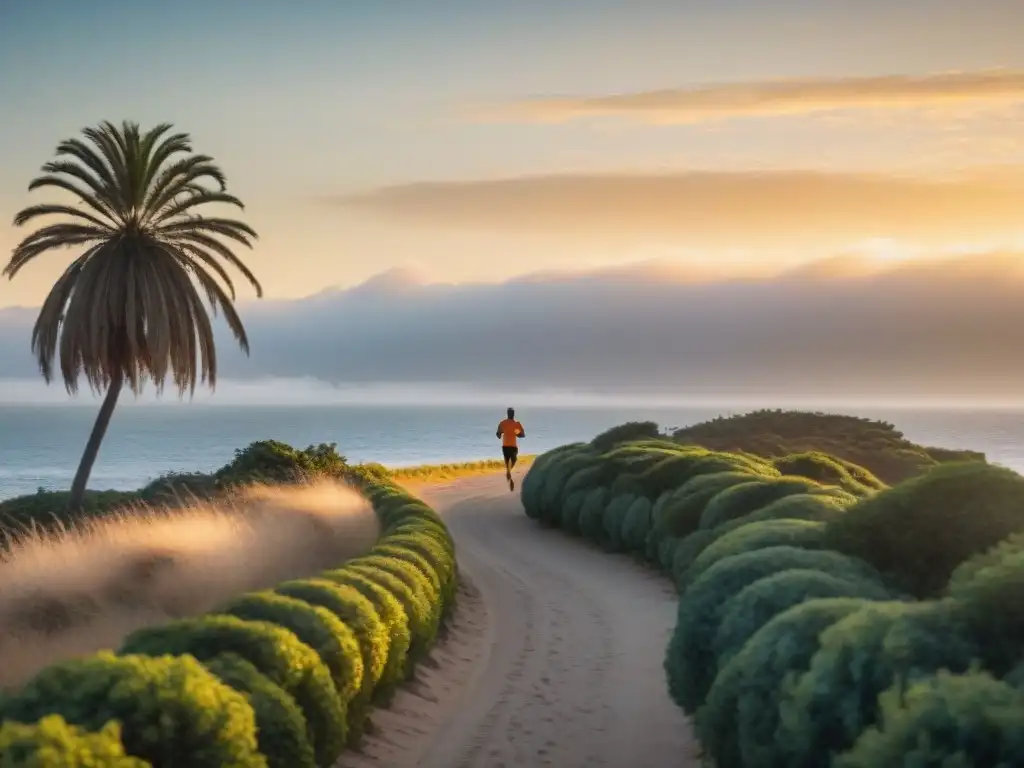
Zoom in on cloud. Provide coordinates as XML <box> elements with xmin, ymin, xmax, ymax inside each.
<box><xmin>5</xmin><ymin>252</ymin><xmax>1024</xmax><ymax>400</ymax></box>
<box><xmin>341</xmin><ymin>169</ymin><xmax>1024</xmax><ymax>249</ymax></box>
<box><xmin>484</xmin><ymin>69</ymin><xmax>1024</xmax><ymax>124</ymax></box>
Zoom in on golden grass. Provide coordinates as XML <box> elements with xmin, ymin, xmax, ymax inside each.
<box><xmin>390</xmin><ymin>455</ymin><xmax>536</xmax><ymax>483</ymax></box>
<box><xmin>0</xmin><ymin>480</ymin><xmax>380</xmax><ymax>690</ymax></box>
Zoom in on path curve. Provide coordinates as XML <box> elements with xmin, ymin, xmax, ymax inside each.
<box><xmin>339</xmin><ymin>474</ymin><xmax>699</xmax><ymax>768</ymax></box>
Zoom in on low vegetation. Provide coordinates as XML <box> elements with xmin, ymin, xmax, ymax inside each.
<box><xmin>521</xmin><ymin>414</ymin><xmax>1022</xmax><ymax>767</ymax></box>
<box><xmin>0</xmin><ymin>442</ymin><xmax>457</xmax><ymax>767</ymax></box>
<box><xmin>0</xmin><ymin>440</ymin><xmax>513</xmax><ymax>541</ymax></box>
<box><xmin>672</xmin><ymin>409</ymin><xmax>985</xmax><ymax>484</ymax></box>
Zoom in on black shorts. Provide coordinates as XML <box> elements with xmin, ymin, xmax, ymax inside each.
<box><xmin>502</xmin><ymin>446</ymin><xmax>519</xmax><ymax>462</ymax></box>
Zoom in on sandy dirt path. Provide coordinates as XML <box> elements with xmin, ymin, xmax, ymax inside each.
<box><xmin>339</xmin><ymin>474</ymin><xmax>699</xmax><ymax>768</ymax></box>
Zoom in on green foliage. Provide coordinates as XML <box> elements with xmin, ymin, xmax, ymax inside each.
<box><xmin>698</xmin><ymin>477</ymin><xmax>824</xmax><ymax>530</ymax></box>
<box><xmin>620</xmin><ymin>497</ymin><xmax>653</xmax><ymax>553</ymax></box>
<box><xmin>559</xmin><ymin>489</ymin><xmax>588</xmax><ymax>535</ymax></box>
<box><xmin>834</xmin><ymin>669</ymin><xmax>1024</xmax><ymax>768</ymax></box>
<box><xmin>647</xmin><ymin>471</ymin><xmax>756</xmax><ymax>553</ymax></box>
<box><xmin>214</xmin><ymin>592</ymin><xmax>364</xmax><ymax>719</ymax></box>
<box><xmin>578</xmin><ymin>487</ymin><xmax>611</xmax><ymax>546</ymax></box>
<box><xmin>276</xmin><ymin>580</ymin><xmax>389</xmax><ymax>696</ymax></box>
<box><xmin>538</xmin><ymin>449</ymin><xmax>599</xmax><ymax>526</ymax></box>
<box><xmin>0</xmin><ymin>652</ymin><xmax>263</xmax><ymax>768</ymax></box>
<box><xmin>698</xmin><ymin>598</ymin><xmax>873</xmax><ymax>768</ymax></box>
<box><xmin>343</xmin><ymin>562</ymin><xmax>435</xmax><ymax>661</ymax></box>
<box><xmin>713</xmin><ymin>568</ymin><xmax>892</xmax><ymax>669</ymax></box>
<box><xmin>217</xmin><ymin>440</ymin><xmax>348</xmax><ymax>486</ymax></box>
<box><xmin>777</xmin><ymin>600</ymin><xmax>982</xmax><ymax>767</ymax></box>
<box><xmin>683</xmin><ymin>519</ymin><xmax>827</xmax><ymax>591</ymax></box>
<box><xmin>203</xmin><ymin>653</ymin><xmax>316</xmax><ymax>768</ymax></box>
<box><xmin>0</xmin><ymin>716</ymin><xmax>149</xmax><ymax>768</ymax></box>
<box><xmin>949</xmin><ymin>530</ymin><xmax>1024</xmax><ymax>593</ymax></box>
<box><xmin>590</xmin><ymin>421</ymin><xmax>662</xmax><ymax>452</ymax></box>
<box><xmin>320</xmin><ymin>570</ymin><xmax>410</xmax><ymax>700</ymax></box>
<box><xmin>0</xmin><ymin>489</ymin><xmax>140</xmax><ymax>538</ymax></box>
<box><xmin>520</xmin><ymin>443</ymin><xmax>585</xmax><ymax>519</ymax></box>
<box><xmin>138</xmin><ymin>471</ymin><xmax>220</xmax><ymax>504</ymax></box>
<box><xmin>601</xmin><ymin>493</ymin><xmax>636</xmax><ymax>552</ymax></box>
<box><xmin>823</xmin><ymin>461</ymin><xmax>1024</xmax><ymax>597</ymax></box>
<box><xmin>948</xmin><ymin>548</ymin><xmax>1024</xmax><ymax>674</ymax></box>
<box><xmin>119</xmin><ymin>615</ymin><xmax>344</xmax><ymax>766</ymax></box>
<box><xmin>665</xmin><ymin>545</ymin><xmax>883</xmax><ymax>713</ymax></box>
<box><xmin>672</xmin><ymin>409</ymin><xmax>985</xmax><ymax>484</ymax></box>
<box><xmin>773</xmin><ymin>451</ymin><xmax>882</xmax><ymax>496</ymax></box>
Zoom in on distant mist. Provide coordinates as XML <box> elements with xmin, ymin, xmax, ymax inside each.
<box><xmin>3</xmin><ymin>252</ymin><xmax>1024</xmax><ymax>403</ymax></box>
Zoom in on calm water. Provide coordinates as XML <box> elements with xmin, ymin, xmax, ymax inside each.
<box><xmin>3</xmin><ymin>403</ymin><xmax>1024</xmax><ymax>499</ymax></box>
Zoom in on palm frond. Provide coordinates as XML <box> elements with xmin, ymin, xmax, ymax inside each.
<box><xmin>6</xmin><ymin>119</ymin><xmax>262</xmax><ymax>396</ymax></box>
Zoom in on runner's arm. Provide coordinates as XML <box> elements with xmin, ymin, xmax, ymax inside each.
<box><xmin>496</xmin><ymin>423</ymin><xmax>503</xmax><ymax>439</ymax></box>
<box><xmin>517</xmin><ymin>422</ymin><xmax>526</xmax><ymax>437</ymax></box>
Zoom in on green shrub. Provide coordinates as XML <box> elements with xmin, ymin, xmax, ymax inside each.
<box><xmin>217</xmin><ymin>440</ymin><xmax>348</xmax><ymax>486</ymax></box>
<box><xmin>538</xmin><ymin>449</ymin><xmax>596</xmax><ymax>525</ymax></box>
<box><xmin>948</xmin><ymin>548</ymin><xmax>1024</xmax><ymax>674</ymax></box>
<box><xmin>823</xmin><ymin>462</ymin><xmax>1024</xmax><ymax>597</ymax></box>
<box><xmin>713</xmin><ymin>568</ymin><xmax>892</xmax><ymax>669</ymax></box>
<box><xmin>669</xmin><ymin>529</ymin><xmax>720</xmax><ymax>588</ymax></box>
<box><xmin>276</xmin><ymin>580</ymin><xmax>389</xmax><ymax>696</ymax></box>
<box><xmin>620</xmin><ymin>497</ymin><xmax>653</xmax><ymax>553</ymax></box>
<box><xmin>665</xmin><ymin>545</ymin><xmax>883</xmax><ymax>712</ymax></box>
<box><xmin>578</xmin><ymin>487</ymin><xmax>611</xmax><ymax>547</ymax></box>
<box><xmin>682</xmin><ymin>519</ymin><xmax>826</xmax><ymax>590</ymax></box>
<box><xmin>949</xmin><ymin>530</ymin><xmax>1024</xmax><ymax>593</ymax></box>
<box><xmin>0</xmin><ymin>716</ymin><xmax>149</xmax><ymax>767</ymax></box>
<box><xmin>739</xmin><ymin>491</ymin><xmax>851</xmax><ymax>525</ymax></box>
<box><xmin>632</xmin><ymin>449</ymin><xmax>715</xmax><ymax>497</ymax></box>
<box><xmin>370</xmin><ymin>544</ymin><xmax>443</xmax><ymax>605</ymax></box>
<box><xmin>214</xmin><ymin>592</ymin><xmax>363</xmax><ymax>738</ymax></box>
<box><xmin>590</xmin><ymin>421</ymin><xmax>661</xmax><ymax>452</ymax></box>
<box><xmin>559</xmin><ymin>489</ymin><xmax>588</xmax><ymax>535</ymax></box>
<box><xmin>343</xmin><ymin>562</ymin><xmax>434</xmax><ymax>660</ymax></box>
<box><xmin>375</xmin><ymin>532</ymin><xmax>456</xmax><ymax>601</ymax></box>
<box><xmin>119</xmin><ymin>616</ymin><xmax>343</xmax><ymax>766</ymax></box>
<box><xmin>203</xmin><ymin>653</ymin><xmax>316</xmax><ymax>768</ymax></box>
<box><xmin>834</xmin><ymin>669</ymin><xmax>1024</xmax><ymax>768</ymax></box>
<box><xmin>773</xmin><ymin>452</ymin><xmax>880</xmax><ymax>496</ymax></box>
<box><xmin>698</xmin><ymin>477</ymin><xmax>823</xmax><ymax>530</ymax></box>
<box><xmin>698</xmin><ymin>597</ymin><xmax>873</xmax><ymax>768</ymax></box>
<box><xmin>777</xmin><ymin>599</ymin><xmax>982</xmax><ymax>767</ymax></box>
<box><xmin>0</xmin><ymin>652</ymin><xmax>262</xmax><ymax>768</ymax></box>
<box><xmin>138</xmin><ymin>471</ymin><xmax>220</xmax><ymax>504</ymax></box>
<box><xmin>601</xmin><ymin>493</ymin><xmax>636</xmax><ymax>551</ymax></box>
<box><xmin>520</xmin><ymin>444</ymin><xmax>583</xmax><ymax>518</ymax></box>
<box><xmin>0</xmin><ymin>489</ymin><xmax>140</xmax><ymax>537</ymax></box>
<box><xmin>656</xmin><ymin>535</ymin><xmax>682</xmax><ymax>572</ymax></box>
<box><xmin>647</xmin><ymin>471</ymin><xmax>757</xmax><ymax>552</ymax></box>
<box><xmin>321</xmin><ymin>570</ymin><xmax>410</xmax><ymax>700</ymax></box>
<box><xmin>561</xmin><ymin>465</ymin><xmax>604</xmax><ymax>502</ymax></box>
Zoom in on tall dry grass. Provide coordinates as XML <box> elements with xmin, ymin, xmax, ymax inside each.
<box><xmin>0</xmin><ymin>480</ymin><xmax>380</xmax><ymax>690</ymax></box>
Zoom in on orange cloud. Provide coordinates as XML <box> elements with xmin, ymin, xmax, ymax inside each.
<box><xmin>482</xmin><ymin>69</ymin><xmax>1024</xmax><ymax>124</ymax></box>
<box><xmin>340</xmin><ymin>168</ymin><xmax>1024</xmax><ymax>250</ymax></box>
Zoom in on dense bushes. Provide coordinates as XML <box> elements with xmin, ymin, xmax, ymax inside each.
<box><xmin>522</xmin><ymin>418</ymin><xmax>1023</xmax><ymax>767</ymax></box>
<box><xmin>0</xmin><ymin>715</ymin><xmax>150</xmax><ymax>767</ymax></box>
<box><xmin>672</xmin><ymin>409</ymin><xmax>985</xmax><ymax>484</ymax></box>
<box><xmin>823</xmin><ymin>461</ymin><xmax>1024</xmax><ymax>597</ymax></box>
<box><xmin>0</xmin><ymin>472</ymin><xmax>457</xmax><ymax>767</ymax></box>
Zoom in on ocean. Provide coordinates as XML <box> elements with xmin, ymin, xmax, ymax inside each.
<box><xmin>3</xmin><ymin>403</ymin><xmax>1024</xmax><ymax>499</ymax></box>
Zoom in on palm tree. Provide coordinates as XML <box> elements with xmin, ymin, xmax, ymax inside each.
<box><xmin>4</xmin><ymin>120</ymin><xmax>263</xmax><ymax>510</ymax></box>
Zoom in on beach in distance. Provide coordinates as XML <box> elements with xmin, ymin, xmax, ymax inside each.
<box><xmin>4</xmin><ymin>401</ymin><xmax>1024</xmax><ymax>499</ymax></box>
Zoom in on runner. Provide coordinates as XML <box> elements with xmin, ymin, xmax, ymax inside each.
<box><xmin>496</xmin><ymin>407</ymin><xmax>526</xmax><ymax>491</ymax></box>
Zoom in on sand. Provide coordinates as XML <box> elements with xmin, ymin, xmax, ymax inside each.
<box><xmin>339</xmin><ymin>473</ymin><xmax>699</xmax><ymax>768</ymax></box>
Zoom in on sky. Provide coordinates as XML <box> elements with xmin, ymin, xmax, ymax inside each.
<box><xmin>1</xmin><ymin>1</ymin><xmax>1024</xmax><ymax>401</ymax></box>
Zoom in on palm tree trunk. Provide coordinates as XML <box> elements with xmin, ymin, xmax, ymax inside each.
<box><xmin>68</xmin><ymin>371</ymin><xmax>124</xmax><ymax>512</ymax></box>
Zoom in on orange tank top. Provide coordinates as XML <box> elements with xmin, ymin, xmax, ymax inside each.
<box><xmin>499</xmin><ymin>419</ymin><xmax>523</xmax><ymax>447</ymax></box>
